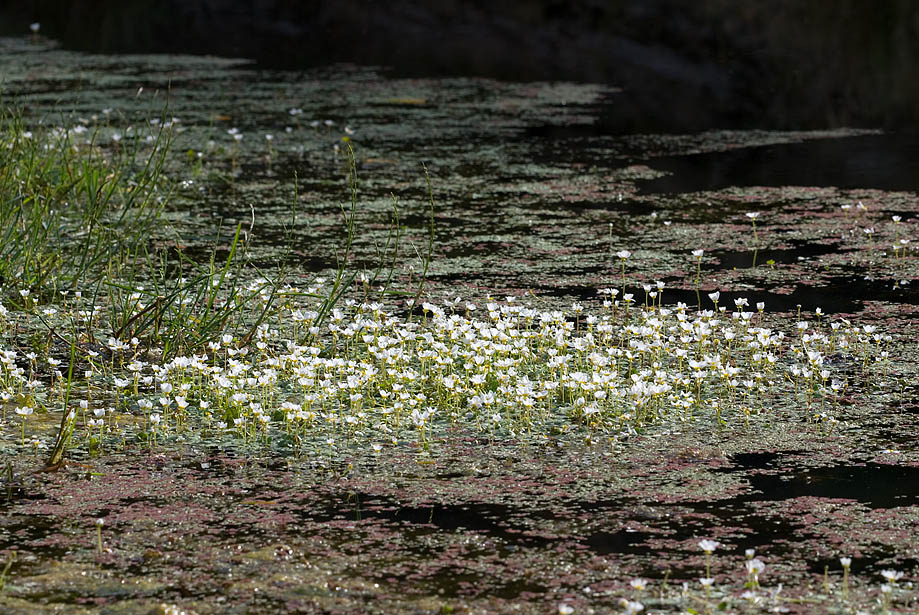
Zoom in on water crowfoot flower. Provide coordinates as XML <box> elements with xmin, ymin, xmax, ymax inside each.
<box><xmin>698</xmin><ymin>539</ymin><xmax>719</xmax><ymax>553</ymax></box>
<box><xmin>880</xmin><ymin>569</ymin><xmax>903</xmax><ymax>584</ymax></box>
<box><xmin>692</xmin><ymin>249</ymin><xmax>705</xmax><ymax>310</ymax></box>
<box><xmin>15</xmin><ymin>406</ymin><xmax>33</xmax><ymax>444</ymax></box>
<box><xmin>745</xmin><ymin>557</ymin><xmax>765</xmax><ymax>589</ymax></box>
<box><xmin>707</xmin><ymin>291</ymin><xmax>720</xmax><ymax>311</ymax></box>
<box><xmin>616</xmin><ymin>250</ymin><xmax>631</xmax><ymax>295</ymax></box>
<box><xmin>699</xmin><ymin>539</ymin><xmax>719</xmax><ymax>579</ymax></box>
<box><xmin>629</xmin><ymin>578</ymin><xmax>647</xmax><ymax>591</ymax></box>
<box><xmin>149</xmin><ymin>413</ymin><xmax>161</xmax><ymax>447</ymax></box>
<box><xmin>621</xmin><ymin>599</ymin><xmax>644</xmax><ymax>614</ymax></box>
<box><xmin>840</xmin><ymin>557</ymin><xmax>851</xmax><ymax>601</ymax></box>
<box><xmin>95</xmin><ymin>518</ymin><xmax>104</xmax><ymax>554</ymax></box>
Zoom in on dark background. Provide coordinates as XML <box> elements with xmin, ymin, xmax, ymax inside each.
<box><xmin>2</xmin><ymin>0</ymin><xmax>918</xmax><ymax>132</ymax></box>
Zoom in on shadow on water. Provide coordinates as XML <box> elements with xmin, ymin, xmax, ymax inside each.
<box><xmin>723</xmin><ymin>452</ymin><xmax>919</xmax><ymax>508</ymax></box>
<box><xmin>579</xmin><ymin>455</ymin><xmax>919</xmax><ymax>574</ymax></box>
<box><xmin>702</xmin><ymin>244</ymin><xmax>844</xmax><ymax>270</ymax></box>
<box><xmin>311</xmin><ymin>493</ymin><xmax>559</xmax><ymax>549</ymax></box>
<box><xmin>745</xmin><ymin>463</ymin><xmax>919</xmax><ymax>508</ymax></box>
<box><xmin>637</xmin><ymin>134</ymin><xmax>919</xmax><ymax>194</ymax></box>
<box><xmin>550</xmin><ymin>283</ymin><xmax>861</xmax><ymax>313</ymax></box>
<box><xmin>297</xmin><ymin>493</ymin><xmax>552</xmax><ymax>598</ymax></box>
<box><xmin>546</xmin><ymin>270</ymin><xmax>919</xmax><ymax>313</ymax></box>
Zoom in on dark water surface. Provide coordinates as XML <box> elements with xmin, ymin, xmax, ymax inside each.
<box><xmin>639</xmin><ymin>133</ymin><xmax>919</xmax><ymax>194</ymax></box>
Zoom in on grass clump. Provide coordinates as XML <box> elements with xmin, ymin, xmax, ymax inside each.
<box><xmin>0</xmin><ymin>107</ymin><xmax>172</xmax><ymax>297</ymax></box>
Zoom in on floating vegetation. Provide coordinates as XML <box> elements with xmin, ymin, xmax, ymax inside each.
<box><xmin>0</xmin><ymin>280</ymin><xmax>895</xmax><ymax>462</ymax></box>
<box><xmin>0</xmin><ymin>37</ymin><xmax>917</xmax><ymax>614</ymax></box>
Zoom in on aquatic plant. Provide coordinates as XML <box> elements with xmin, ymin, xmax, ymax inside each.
<box><xmin>0</xmin><ymin>52</ymin><xmax>915</xmax><ymax>613</ymax></box>
<box><xmin>94</xmin><ymin>517</ymin><xmax>104</xmax><ymax>555</ymax></box>
<box><xmin>0</xmin><ymin>550</ymin><xmax>14</xmax><ymax>592</ymax></box>
<box><xmin>0</xmin><ymin>265</ymin><xmax>893</xmax><ymax>465</ymax></box>
<box><xmin>0</xmin><ymin>106</ymin><xmax>173</xmax><ymax>295</ymax></box>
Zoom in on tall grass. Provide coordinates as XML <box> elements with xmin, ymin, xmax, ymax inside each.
<box><xmin>0</xmin><ymin>107</ymin><xmax>171</xmax><ymax>298</ymax></box>
<box><xmin>0</xmin><ymin>105</ymin><xmax>440</xmax><ymax>467</ymax></box>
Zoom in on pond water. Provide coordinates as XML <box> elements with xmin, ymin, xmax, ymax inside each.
<box><xmin>0</xmin><ymin>36</ymin><xmax>917</xmax><ymax>614</ymax></box>
<box><xmin>638</xmin><ymin>134</ymin><xmax>919</xmax><ymax>195</ymax></box>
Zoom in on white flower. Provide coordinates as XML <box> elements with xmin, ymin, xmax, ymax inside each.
<box><xmin>692</xmin><ymin>249</ymin><xmax>704</xmax><ymax>257</ymax></box>
<box><xmin>880</xmin><ymin>569</ymin><xmax>903</xmax><ymax>583</ymax></box>
<box><xmin>616</xmin><ymin>250</ymin><xmax>631</xmax><ymax>259</ymax></box>
<box><xmin>745</xmin><ymin>558</ymin><xmax>766</xmax><ymax>575</ymax></box>
<box><xmin>840</xmin><ymin>557</ymin><xmax>851</xmax><ymax>567</ymax></box>
<box><xmin>623</xmin><ymin>600</ymin><xmax>644</xmax><ymax>614</ymax></box>
<box><xmin>698</xmin><ymin>539</ymin><xmax>719</xmax><ymax>553</ymax></box>
<box><xmin>629</xmin><ymin>578</ymin><xmax>647</xmax><ymax>590</ymax></box>
<box><xmin>558</xmin><ymin>604</ymin><xmax>574</xmax><ymax>615</ymax></box>
<box><xmin>745</xmin><ymin>212</ymin><xmax>760</xmax><ymax>219</ymax></box>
